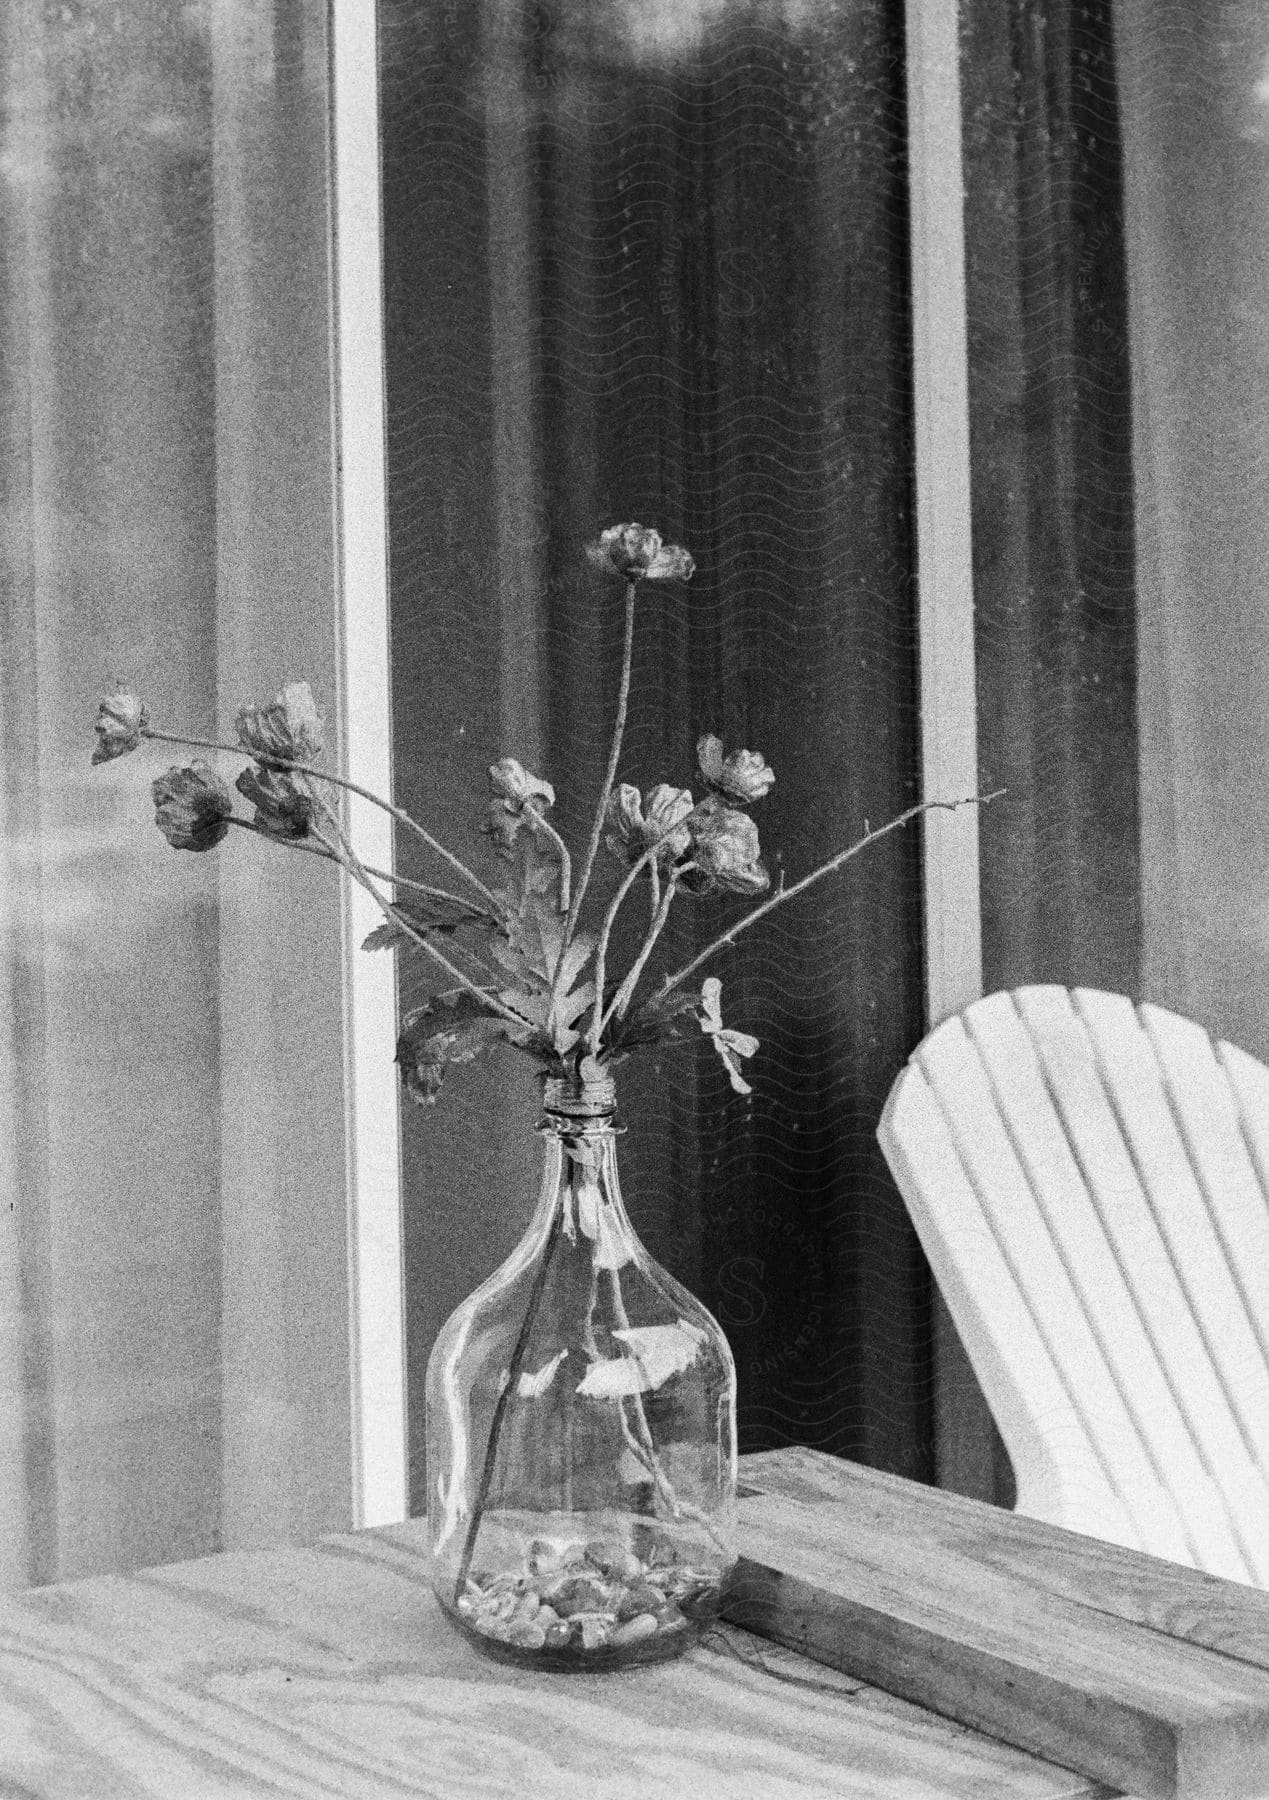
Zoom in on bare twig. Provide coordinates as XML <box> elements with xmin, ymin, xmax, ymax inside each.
<box><xmin>656</xmin><ymin>792</ymin><xmax>1003</xmax><ymax>1000</ymax></box>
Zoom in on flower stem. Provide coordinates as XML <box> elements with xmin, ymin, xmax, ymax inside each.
<box><xmin>142</xmin><ymin>726</ymin><xmax>502</xmax><ymax>914</ymax></box>
<box><xmin>527</xmin><ymin>812</ymin><xmax>572</xmax><ymax>914</ymax></box>
<box><xmin>587</xmin><ymin>843</ymin><xmax>658</xmax><ymax>1053</ymax></box>
<box><xmin>556</xmin><ymin>580</ymin><xmax>637</xmax><ymax>968</ymax></box>
<box><xmin>656</xmin><ymin>793</ymin><xmax>1002</xmax><ymax>999</ymax></box>
<box><xmin>225</xmin><ymin>818</ymin><xmax>494</xmax><ymax>923</ymax></box>
<box><xmin>307</xmin><ymin>824</ymin><xmax>530</xmax><ymax>1033</ymax></box>
<box><xmin>454</xmin><ymin>1204</ymin><xmax>565</xmax><ymax>1600</ymax></box>
<box><xmin>604</xmin><ymin>871</ymin><xmax>680</xmax><ymax>1033</ymax></box>
<box><xmin>304</xmin><ymin>783</ymin><xmax>506</xmax><ymax>990</ymax></box>
<box><xmin>604</xmin><ymin>1265</ymin><xmax>731</xmax><ymax>1557</ymax></box>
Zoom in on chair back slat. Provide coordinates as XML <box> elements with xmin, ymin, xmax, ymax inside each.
<box><xmin>879</xmin><ymin>1061</ymin><xmax>1141</xmax><ymax>1549</ymax></box>
<box><xmin>879</xmin><ymin>986</ymin><xmax>1269</xmax><ymax>1584</ymax></box>
<box><xmin>1138</xmin><ymin>1003</ymin><xmax>1269</xmax><ymax>1377</ymax></box>
<box><xmin>912</xmin><ymin>1006</ymin><xmax>1193</xmax><ymax>1564</ymax></box>
<box><xmin>967</xmin><ymin>989</ymin><xmax>1255</xmax><ymax>1582</ymax></box>
<box><xmin>1070</xmin><ymin>993</ymin><xmax>1269</xmax><ymax>1484</ymax></box>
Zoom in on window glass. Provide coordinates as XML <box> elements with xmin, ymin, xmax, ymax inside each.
<box><xmin>0</xmin><ymin>0</ymin><xmax>345</xmax><ymax>1585</ymax></box>
<box><xmin>380</xmin><ymin>0</ymin><xmax>931</xmax><ymax>1505</ymax></box>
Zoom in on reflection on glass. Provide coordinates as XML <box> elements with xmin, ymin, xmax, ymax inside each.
<box><xmin>381</xmin><ymin>0</ymin><xmax>930</xmax><ymax>1507</ymax></box>
<box><xmin>0</xmin><ymin>0</ymin><xmax>338</xmax><ymax>1585</ymax></box>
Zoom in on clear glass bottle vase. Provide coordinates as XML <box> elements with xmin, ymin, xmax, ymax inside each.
<box><xmin>426</xmin><ymin>1072</ymin><xmax>737</xmax><ymax>1669</ymax></box>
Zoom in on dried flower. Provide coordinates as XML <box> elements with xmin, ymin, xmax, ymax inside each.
<box><xmin>92</xmin><ymin>692</ymin><xmax>149</xmax><ymax>764</ymax></box>
<box><xmin>488</xmin><ymin>757</ymin><xmax>555</xmax><ymax>813</ymax></box>
<box><xmin>605</xmin><ymin>783</ymin><xmax>695</xmax><ymax>867</ymax></box>
<box><xmin>484</xmin><ymin>758</ymin><xmax>556</xmax><ymax>850</ymax></box>
<box><xmin>585</xmin><ymin>524</ymin><xmax>695</xmax><ymax>583</ymax></box>
<box><xmin>697</xmin><ymin>735</ymin><xmax>774</xmax><ymax>805</ymax></box>
<box><xmin>235</xmin><ymin>765</ymin><xmax>314</xmax><ymax>839</ymax></box>
<box><xmin>235</xmin><ymin>680</ymin><xmax>324</xmax><ymax>764</ymax></box>
<box><xmin>152</xmin><ymin>763</ymin><xmax>234</xmax><ymax>852</ymax></box>
<box><xmin>685</xmin><ymin>799</ymin><xmax>769</xmax><ymax>896</ymax></box>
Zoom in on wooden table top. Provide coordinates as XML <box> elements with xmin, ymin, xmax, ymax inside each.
<box><xmin>0</xmin><ymin>1504</ymin><xmax>1109</xmax><ymax>1799</ymax></box>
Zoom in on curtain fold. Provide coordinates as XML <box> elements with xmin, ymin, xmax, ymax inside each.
<box><xmin>382</xmin><ymin>0</ymin><xmax>933</xmax><ymax>1503</ymax></box>
<box><xmin>1116</xmin><ymin>0</ymin><xmax>1269</xmax><ymax>1067</ymax></box>
<box><xmin>931</xmin><ymin>0</ymin><xmax>1140</xmax><ymax>1505</ymax></box>
<box><xmin>0</xmin><ymin>0</ymin><xmax>351</xmax><ymax>1586</ymax></box>
<box><xmin>963</xmin><ymin>0</ymin><xmax>1139</xmax><ymax>1005</ymax></box>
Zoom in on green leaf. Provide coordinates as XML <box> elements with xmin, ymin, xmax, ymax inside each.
<box><xmin>608</xmin><ymin>986</ymin><xmax>698</xmax><ymax>1053</ymax></box>
<box><xmin>553</xmin><ymin>930</ymin><xmax>594</xmax><ymax>1001</ymax></box>
<box><xmin>363</xmin><ymin>894</ymin><xmax>491</xmax><ymax>953</ymax></box>
<box><xmin>497</xmin><ymin>988</ymin><xmax>553</xmax><ymax>1030</ymax></box>
<box><xmin>492</xmin><ymin>828</ymin><xmax>570</xmax><ymax>991</ymax></box>
<box><xmin>542</xmin><ymin>930</ymin><xmax>596</xmax><ymax>1054</ymax></box>
<box><xmin>396</xmin><ymin>988</ymin><xmax>535</xmax><ymax>1106</ymax></box>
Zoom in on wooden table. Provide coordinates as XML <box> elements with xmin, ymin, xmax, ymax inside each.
<box><xmin>0</xmin><ymin>1485</ymin><xmax>1108</xmax><ymax>1800</ymax></box>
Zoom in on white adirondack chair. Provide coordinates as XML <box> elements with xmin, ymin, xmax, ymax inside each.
<box><xmin>878</xmin><ymin>985</ymin><xmax>1269</xmax><ymax>1587</ymax></box>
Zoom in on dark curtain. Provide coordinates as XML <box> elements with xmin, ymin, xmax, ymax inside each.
<box><xmin>1119</xmin><ymin>0</ymin><xmax>1269</xmax><ymax>1066</ymax></box>
<box><xmin>961</xmin><ymin>0</ymin><xmax>1139</xmax><ymax>1502</ymax></box>
<box><xmin>964</xmin><ymin>0</ymin><xmax>1139</xmax><ymax>993</ymax></box>
<box><xmin>380</xmin><ymin>0</ymin><xmax>933</xmax><ymax>1510</ymax></box>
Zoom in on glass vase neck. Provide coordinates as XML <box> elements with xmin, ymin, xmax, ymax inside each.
<box><xmin>540</xmin><ymin>1070</ymin><xmax>618</xmax><ymax>1130</ymax></box>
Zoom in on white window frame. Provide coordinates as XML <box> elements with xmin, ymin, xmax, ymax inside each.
<box><xmin>331</xmin><ymin>4</ymin><xmax>407</xmax><ymax>1529</ymax></box>
<box><xmin>330</xmin><ymin>0</ymin><xmax>990</xmax><ymax>1520</ymax></box>
<box><xmin>904</xmin><ymin>0</ymin><xmax>996</xmax><ymax>1498</ymax></box>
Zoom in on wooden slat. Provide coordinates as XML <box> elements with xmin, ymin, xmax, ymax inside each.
<box><xmin>739</xmin><ymin>1447</ymin><xmax>1269</xmax><ymax>1668</ymax></box>
<box><xmin>1068</xmin><ymin>992</ymin><xmax>1269</xmax><ymax>1470</ymax></box>
<box><xmin>1139</xmin><ymin>1002</ymin><xmax>1269</xmax><ymax>1385</ymax></box>
<box><xmin>878</xmin><ymin>1065</ymin><xmax>1137</xmax><ymax>1543</ymax></box>
<box><xmin>0</xmin><ymin>1498</ymin><xmax>1105</xmax><ymax>1800</ymax></box>
<box><xmin>995</xmin><ymin>988</ymin><xmax>1266</xmax><ymax>1582</ymax></box>
<box><xmin>1071</xmin><ymin>991</ymin><xmax>1269</xmax><ymax>1558</ymax></box>
<box><xmin>881</xmin><ymin>984</ymin><xmax>1269</xmax><ymax>1584</ymax></box>
<box><xmin>1025</xmin><ymin>989</ymin><xmax>1269</xmax><ymax>1582</ymax></box>
<box><xmin>963</xmin><ymin>990</ymin><xmax>1250</xmax><ymax>1581</ymax></box>
<box><xmin>912</xmin><ymin>1012</ymin><xmax>1192</xmax><ymax>1559</ymax></box>
<box><xmin>730</xmin><ymin>1447</ymin><xmax>1269</xmax><ymax>1800</ymax></box>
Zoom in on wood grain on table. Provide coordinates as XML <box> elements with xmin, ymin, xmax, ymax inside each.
<box><xmin>732</xmin><ymin>1447</ymin><xmax>1269</xmax><ymax>1800</ymax></box>
<box><xmin>0</xmin><ymin>1508</ymin><xmax>1108</xmax><ymax>1800</ymax></box>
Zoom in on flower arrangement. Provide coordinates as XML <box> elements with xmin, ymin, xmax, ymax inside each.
<box><xmin>94</xmin><ymin>524</ymin><xmax>988</xmax><ymax>1106</ymax></box>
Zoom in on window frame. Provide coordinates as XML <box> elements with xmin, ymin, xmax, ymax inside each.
<box><xmin>332</xmin><ymin>0</ymin><xmax>990</xmax><ymax>1520</ymax></box>
<box><xmin>903</xmin><ymin>0</ymin><xmax>996</xmax><ymax>1496</ymax></box>
<box><xmin>331</xmin><ymin>1</ymin><xmax>407</xmax><ymax>1529</ymax></box>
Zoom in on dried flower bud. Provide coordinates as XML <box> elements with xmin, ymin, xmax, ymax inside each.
<box><xmin>235</xmin><ymin>680</ymin><xmax>324</xmax><ymax>764</ymax></box>
<box><xmin>484</xmin><ymin>758</ymin><xmax>556</xmax><ymax>852</ymax></box>
<box><xmin>685</xmin><ymin>799</ymin><xmax>769</xmax><ymax>895</ymax></box>
<box><xmin>151</xmin><ymin>762</ymin><xmax>234</xmax><ymax>852</ymax></box>
<box><xmin>585</xmin><ymin>523</ymin><xmax>695</xmax><ymax>583</ymax></box>
<box><xmin>604</xmin><ymin>782</ymin><xmax>694</xmax><ymax>866</ymax></box>
<box><xmin>488</xmin><ymin>757</ymin><xmax>555</xmax><ymax>813</ymax></box>
<box><xmin>697</xmin><ymin>734</ymin><xmax>775</xmax><ymax>805</ymax></box>
<box><xmin>481</xmin><ymin>799</ymin><xmax>521</xmax><ymax>852</ymax></box>
<box><xmin>92</xmin><ymin>692</ymin><xmax>149</xmax><ymax>764</ymax></box>
<box><xmin>235</xmin><ymin>765</ymin><xmax>314</xmax><ymax>839</ymax></box>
